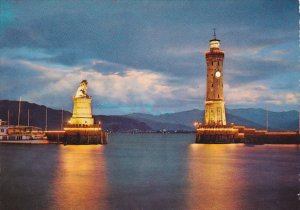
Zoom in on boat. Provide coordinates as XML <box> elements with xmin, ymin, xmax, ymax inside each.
<box><xmin>0</xmin><ymin>119</ymin><xmax>46</xmax><ymax>141</ymax></box>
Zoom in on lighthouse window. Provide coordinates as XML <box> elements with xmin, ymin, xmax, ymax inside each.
<box><xmin>218</xmin><ymin>94</ymin><xmax>220</xmax><ymax>98</ymax></box>
<box><xmin>218</xmin><ymin>61</ymin><xmax>219</xmax><ymax>66</ymax></box>
<box><xmin>211</xmin><ymin>84</ymin><xmax>213</xmax><ymax>87</ymax></box>
<box><xmin>211</xmin><ymin>61</ymin><xmax>213</xmax><ymax>66</ymax></box>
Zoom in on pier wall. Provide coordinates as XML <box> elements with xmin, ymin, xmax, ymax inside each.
<box><xmin>64</xmin><ymin>130</ymin><xmax>108</xmax><ymax>145</ymax></box>
<box><xmin>46</xmin><ymin>130</ymin><xmax>108</xmax><ymax>145</ymax></box>
<box><xmin>196</xmin><ymin>125</ymin><xmax>300</xmax><ymax>144</ymax></box>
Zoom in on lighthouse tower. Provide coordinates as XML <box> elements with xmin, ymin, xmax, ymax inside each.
<box><xmin>204</xmin><ymin>30</ymin><xmax>226</xmax><ymax>126</ymax></box>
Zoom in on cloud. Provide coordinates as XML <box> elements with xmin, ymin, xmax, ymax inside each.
<box><xmin>0</xmin><ymin>1</ymin><xmax>298</xmax><ymax>113</ymax></box>
<box><xmin>225</xmin><ymin>82</ymin><xmax>299</xmax><ymax>109</ymax></box>
<box><xmin>264</xmin><ymin>92</ymin><xmax>299</xmax><ymax>106</ymax></box>
<box><xmin>0</xmin><ymin>58</ymin><xmax>201</xmax><ymax>114</ymax></box>
<box><xmin>271</xmin><ymin>50</ymin><xmax>288</xmax><ymax>56</ymax></box>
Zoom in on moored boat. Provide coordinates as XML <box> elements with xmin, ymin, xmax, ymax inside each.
<box><xmin>0</xmin><ymin>119</ymin><xmax>46</xmax><ymax>141</ymax></box>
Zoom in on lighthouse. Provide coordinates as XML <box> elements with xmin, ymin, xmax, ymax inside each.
<box><xmin>195</xmin><ymin>31</ymin><xmax>238</xmax><ymax>143</ymax></box>
<box><xmin>204</xmin><ymin>30</ymin><xmax>226</xmax><ymax>126</ymax></box>
<box><xmin>195</xmin><ymin>32</ymin><xmax>298</xmax><ymax>144</ymax></box>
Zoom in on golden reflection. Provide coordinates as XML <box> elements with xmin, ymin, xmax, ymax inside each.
<box><xmin>185</xmin><ymin>144</ymin><xmax>247</xmax><ymax>209</ymax></box>
<box><xmin>50</xmin><ymin>145</ymin><xmax>108</xmax><ymax>210</ymax></box>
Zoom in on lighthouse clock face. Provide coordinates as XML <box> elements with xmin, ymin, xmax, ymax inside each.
<box><xmin>215</xmin><ymin>70</ymin><xmax>221</xmax><ymax>78</ymax></box>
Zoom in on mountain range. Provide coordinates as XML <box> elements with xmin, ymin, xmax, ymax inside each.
<box><xmin>0</xmin><ymin>100</ymin><xmax>298</xmax><ymax>132</ymax></box>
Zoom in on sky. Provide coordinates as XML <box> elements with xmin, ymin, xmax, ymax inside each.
<box><xmin>0</xmin><ymin>0</ymin><xmax>299</xmax><ymax>115</ymax></box>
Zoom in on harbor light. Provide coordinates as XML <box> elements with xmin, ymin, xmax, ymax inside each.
<box><xmin>194</xmin><ymin>121</ymin><xmax>201</xmax><ymax>128</ymax></box>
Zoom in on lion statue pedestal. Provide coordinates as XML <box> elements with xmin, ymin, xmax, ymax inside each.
<box><xmin>69</xmin><ymin>96</ymin><xmax>94</xmax><ymax>125</ymax></box>
<box><xmin>63</xmin><ymin>80</ymin><xmax>107</xmax><ymax>145</ymax></box>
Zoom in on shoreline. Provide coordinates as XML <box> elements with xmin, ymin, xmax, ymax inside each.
<box><xmin>0</xmin><ymin>140</ymin><xmax>60</xmax><ymax>145</ymax></box>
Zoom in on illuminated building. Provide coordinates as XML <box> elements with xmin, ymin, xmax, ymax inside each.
<box><xmin>204</xmin><ymin>30</ymin><xmax>226</xmax><ymax>126</ymax></box>
<box><xmin>195</xmin><ymin>31</ymin><xmax>238</xmax><ymax>143</ymax></box>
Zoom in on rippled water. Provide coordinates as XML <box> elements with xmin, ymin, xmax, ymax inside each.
<box><xmin>0</xmin><ymin>134</ymin><xmax>299</xmax><ymax>210</ymax></box>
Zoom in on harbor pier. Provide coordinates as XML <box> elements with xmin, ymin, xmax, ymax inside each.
<box><xmin>195</xmin><ymin>125</ymin><xmax>239</xmax><ymax>143</ymax></box>
<box><xmin>63</xmin><ymin>124</ymin><xmax>108</xmax><ymax>145</ymax></box>
<box><xmin>195</xmin><ymin>125</ymin><xmax>300</xmax><ymax>144</ymax></box>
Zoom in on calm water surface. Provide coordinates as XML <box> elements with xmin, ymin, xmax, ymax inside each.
<box><xmin>0</xmin><ymin>134</ymin><xmax>299</xmax><ymax>210</ymax></box>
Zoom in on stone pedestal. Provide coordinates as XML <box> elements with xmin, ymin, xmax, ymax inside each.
<box><xmin>69</xmin><ymin>96</ymin><xmax>94</xmax><ymax>125</ymax></box>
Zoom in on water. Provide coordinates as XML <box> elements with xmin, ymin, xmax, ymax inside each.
<box><xmin>0</xmin><ymin>133</ymin><xmax>299</xmax><ymax>210</ymax></box>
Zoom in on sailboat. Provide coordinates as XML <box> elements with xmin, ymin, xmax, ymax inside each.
<box><xmin>0</xmin><ymin>97</ymin><xmax>47</xmax><ymax>141</ymax></box>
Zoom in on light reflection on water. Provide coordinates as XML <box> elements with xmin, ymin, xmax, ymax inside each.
<box><xmin>103</xmin><ymin>133</ymin><xmax>191</xmax><ymax>209</ymax></box>
<box><xmin>186</xmin><ymin>143</ymin><xmax>300</xmax><ymax>209</ymax></box>
<box><xmin>50</xmin><ymin>145</ymin><xmax>108</xmax><ymax>210</ymax></box>
<box><xmin>186</xmin><ymin>144</ymin><xmax>245</xmax><ymax>209</ymax></box>
<box><xmin>0</xmin><ymin>134</ymin><xmax>299</xmax><ymax>210</ymax></box>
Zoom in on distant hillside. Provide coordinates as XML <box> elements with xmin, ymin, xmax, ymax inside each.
<box><xmin>0</xmin><ymin>100</ymin><xmax>71</xmax><ymax>130</ymax></box>
<box><xmin>227</xmin><ymin>108</ymin><xmax>299</xmax><ymax>131</ymax></box>
<box><xmin>226</xmin><ymin>112</ymin><xmax>265</xmax><ymax>130</ymax></box>
<box><xmin>0</xmin><ymin>100</ymin><xmax>150</xmax><ymax>132</ymax></box>
<box><xmin>126</xmin><ymin>109</ymin><xmax>265</xmax><ymax>130</ymax></box>
<box><xmin>94</xmin><ymin>115</ymin><xmax>151</xmax><ymax>132</ymax></box>
<box><xmin>126</xmin><ymin>110</ymin><xmax>197</xmax><ymax>130</ymax></box>
<box><xmin>126</xmin><ymin>108</ymin><xmax>298</xmax><ymax>131</ymax></box>
<box><xmin>0</xmin><ymin>100</ymin><xmax>298</xmax><ymax>131</ymax></box>
<box><xmin>125</xmin><ymin>116</ymin><xmax>192</xmax><ymax>131</ymax></box>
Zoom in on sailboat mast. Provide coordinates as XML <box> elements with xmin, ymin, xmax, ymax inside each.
<box><xmin>45</xmin><ymin>107</ymin><xmax>48</xmax><ymax>131</ymax></box>
<box><xmin>61</xmin><ymin>107</ymin><xmax>64</xmax><ymax>130</ymax></box>
<box><xmin>28</xmin><ymin>108</ymin><xmax>30</xmax><ymax>126</ymax></box>
<box><xmin>18</xmin><ymin>97</ymin><xmax>22</xmax><ymax>126</ymax></box>
<box><xmin>298</xmin><ymin>107</ymin><xmax>300</xmax><ymax>133</ymax></box>
<box><xmin>266</xmin><ymin>109</ymin><xmax>268</xmax><ymax>132</ymax></box>
<box><xmin>7</xmin><ymin>110</ymin><xmax>10</xmax><ymax>126</ymax></box>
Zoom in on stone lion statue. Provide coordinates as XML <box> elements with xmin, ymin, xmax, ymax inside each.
<box><xmin>75</xmin><ymin>80</ymin><xmax>88</xmax><ymax>97</ymax></box>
